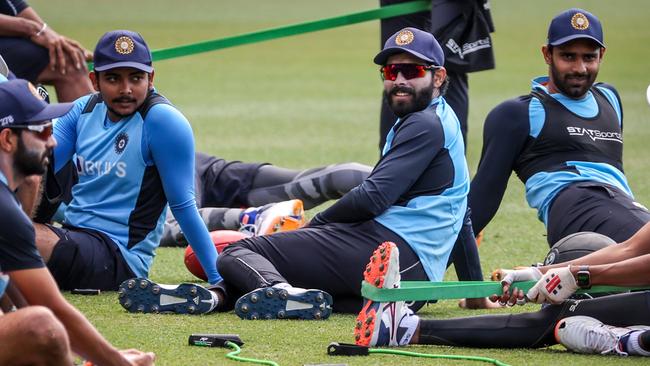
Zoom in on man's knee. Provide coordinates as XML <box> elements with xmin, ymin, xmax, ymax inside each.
<box><xmin>15</xmin><ymin>306</ymin><xmax>71</xmax><ymax>364</ymax></box>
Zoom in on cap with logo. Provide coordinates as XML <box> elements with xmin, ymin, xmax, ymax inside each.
<box><xmin>374</xmin><ymin>27</ymin><xmax>444</xmax><ymax>66</ymax></box>
<box><xmin>0</xmin><ymin>79</ymin><xmax>74</xmax><ymax>128</ymax></box>
<box><xmin>547</xmin><ymin>8</ymin><xmax>604</xmax><ymax>48</ymax></box>
<box><xmin>93</xmin><ymin>30</ymin><xmax>153</xmax><ymax>73</ymax></box>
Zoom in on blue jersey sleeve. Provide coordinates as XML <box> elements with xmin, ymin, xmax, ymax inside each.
<box><xmin>53</xmin><ymin>95</ymin><xmax>89</xmax><ymax>173</ymax></box>
<box><xmin>469</xmin><ymin>97</ymin><xmax>530</xmax><ymax>234</ymax></box>
<box><xmin>313</xmin><ymin>115</ymin><xmax>443</xmax><ymax>224</ymax></box>
<box><xmin>145</xmin><ymin>104</ymin><xmax>221</xmax><ymax>284</ymax></box>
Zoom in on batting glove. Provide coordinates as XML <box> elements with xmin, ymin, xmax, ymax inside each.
<box><xmin>491</xmin><ymin>267</ymin><xmax>542</xmax><ymax>285</ymax></box>
<box><xmin>526</xmin><ymin>266</ymin><xmax>578</xmax><ymax>304</ymax></box>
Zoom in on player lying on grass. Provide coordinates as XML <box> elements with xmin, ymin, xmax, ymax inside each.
<box><xmin>36</xmin><ymin>150</ymin><xmax>373</xmax><ymax>245</ymax></box>
<box><xmin>118</xmin><ymin>27</ymin><xmax>493</xmax><ymax>317</ymax></box>
<box><xmin>0</xmin><ymin>79</ymin><xmax>154</xmax><ymax>366</ymax></box>
<box><xmin>470</xmin><ymin>8</ymin><xmax>650</xmax><ymax>247</ymax></box>
<box><xmin>354</xmin><ymin>218</ymin><xmax>650</xmax><ymax>356</ymax></box>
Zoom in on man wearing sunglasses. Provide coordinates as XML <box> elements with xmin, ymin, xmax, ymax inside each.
<box><xmin>0</xmin><ymin>79</ymin><xmax>155</xmax><ymax>366</ymax></box>
<box><xmin>121</xmin><ymin>27</ymin><xmax>479</xmax><ymax>319</ymax></box>
<box><xmin>470</xmin><ymin>8</ymin><xmax>650</xmax><ymax>248</ymax></box>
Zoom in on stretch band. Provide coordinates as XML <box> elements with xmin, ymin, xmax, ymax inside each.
<box><xmin>89</xmin><ymin>1</ymin><xmax>430</xmax><ymax>69</ymax></box>
<box><xmin>361</xmin><ymin>280</ymin><xmax>649</xmax><ymax>301</ymax></box>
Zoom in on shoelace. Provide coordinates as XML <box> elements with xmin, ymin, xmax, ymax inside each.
<box><xmin>585</xmin><ymin>326</ymin><xmax>628</xmax><ymax>356</ymax></box>
<box><xmin>239</xmin><ymin>224</ymin><xmax>257</xmax><ymax>236</ymax></box>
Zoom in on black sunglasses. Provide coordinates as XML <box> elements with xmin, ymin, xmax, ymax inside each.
<box><xmin>380</xmin><ymin>64</ymin><xmax>437</xmax><ymax>81</ymax></box>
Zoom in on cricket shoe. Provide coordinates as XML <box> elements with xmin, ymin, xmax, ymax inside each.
<box><xmin>239</xmin><ymin>199</ymin><xmax>305</xmax><ymax>236</ymax></box>
<box><xmin>118</xmin><ymin>278</ymin><xmax>217</xmax><ymax>314</ymax></box>
<box><xmin>234</xmin><ymin>284</ymin><xmax>333</xmax><ymax>320</ymax></box>
<box><xmin>355</xmin><ymin>242</ymin><xmax>419</xmax><ymax>347</ymax></box>
<box><xmin>555</xmin><ymin>315</ymin><xmax>650</xmax><ymax>355</ymax></box>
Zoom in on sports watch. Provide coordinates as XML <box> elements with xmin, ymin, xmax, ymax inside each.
<box><xmin>575</xmin><ymin>265</ymin><xmax>591</xmax><ymax>289</ymax></box>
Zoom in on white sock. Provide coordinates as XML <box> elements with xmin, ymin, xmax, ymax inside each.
<box><xmin>626</xmin><ymin>331</ymin><xmax>650</xmax><ymax>356</ymax></box>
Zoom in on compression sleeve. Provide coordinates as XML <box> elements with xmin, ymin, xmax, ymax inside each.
<box><xmin>313</xmin><ymin>115</ymin><xmax>442</xmax><ymax>224</ymax></box>
<box><xmin>469</xmin><ymin>97</ymin><xmax>530</xmax><ymax>234</ymax></box>
<box><xmin>146</xmin><ymin>104</ymin><xmax>221</xmax><ymax>284</ymax></box>
<box><xmin>52</xmin><ymin>95</ymin><xmax>89</xmax><ymax>173</ymax></box>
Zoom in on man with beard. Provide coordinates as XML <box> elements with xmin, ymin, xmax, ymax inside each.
<box><xmin>0</xmin><ymin>79</ymin><xmax>155</xmax><ymax>366</ymax></box>
<box><xmin>28</xmin><ymin>30</ymin><xmax>223</xmax><ymax>307</ymax></box>
<box><xmin>121</xmin><ymin>27</ymin><xmax>478</xmax><ymax>318</ymax></box>
<box><xmin>470</xmin><ymin>8</ymin><xmax>650</xmax><ymax>246</ymax></box>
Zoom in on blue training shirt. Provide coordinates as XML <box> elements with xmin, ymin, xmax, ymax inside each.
<box><xmin>312</xmin><ymin>96</ymin><xmax>469</xmax><ymax>282</ymax></box>
<box><xmin>470</xmin><ymin>76</ymin><xmax>630</xmax><ymax>233</ymax></box>
<box><xmin>54</xmin><ymin>91</ymin><xmax>221</xmax><ymax>283</ymax></box>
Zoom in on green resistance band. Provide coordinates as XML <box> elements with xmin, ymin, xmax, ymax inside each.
<box><xmin>329</xmin><ymin>342</ymin><xmax>511</xmax><ymax>366</ymax></box>
<box><xmin>369</xmin><ymin>348</ymin><xmax>511</xmax><ymax>366</ymax></box>
<box><xmin>89</xmin><ymin>0</ymin><xmax>430</xmax><ymax>69</ymax></box>
<box><xmin>225</xmin><ymin>341</ymin><xmax>278</xmax><ymax>366</ymax></box>
<box><xmin>361</xmin><ymin>280</ymin><xmax>649</xmax><ymax>301</ymax></box>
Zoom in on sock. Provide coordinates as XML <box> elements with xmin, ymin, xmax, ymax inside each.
<box><xmin>624</xmin><ymin>330</ymin><xmax>650</xmax><ymax>356</ymax></box>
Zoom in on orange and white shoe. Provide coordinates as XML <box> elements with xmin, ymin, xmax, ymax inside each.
<box><xmin>239</xmin><ymin>199</ymin><xmax>305</xmax><ymax>236</ymax></box>
<box><xmin>354</xmin><ymin>242</ymin><xmax>419</xmax><ymax>347</ymax></box>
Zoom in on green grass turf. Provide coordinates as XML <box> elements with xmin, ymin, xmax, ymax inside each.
<box><xmin>29</xmin><ymin>0</ymin><xmax>650</xmax><ymax>364</ymax></box>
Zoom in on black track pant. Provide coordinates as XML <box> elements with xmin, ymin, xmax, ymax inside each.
<box><xmin>215</xmin><ymin>209</ymin><xmax>482</xmax><ymax>313</ymax></box>
<box><xmin>547</xmin><ymin>182</ymin><xmax>650</xmax><ymax>246</ymax></box>
<box><xmin>418</xmin><ymin>291</ymin><xmax>650</xmax><ymax>348</ymax></box>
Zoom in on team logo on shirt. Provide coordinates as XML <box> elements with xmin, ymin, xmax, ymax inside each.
<box><xmin>115</xmin><ymin>36</ymin><xmax>135</xmax><ymax>55</ymax></box>
<box><xmin>571</xmin><ymin>13</ymin><xmax>589</xmax><ymax>30</ymax></box>
<box><xmin>566</xmin><ymin>126</ymin><xmax>622</xmax><ymax>143</ymax></box>
<box><xmin>395</xmin><ymin>30</ymin><xmax>414</xmax><ymax>46</ymax></box>
<box><xmin>115</xmin><ymin>132</ymin><xmax>129</xmax><ymax>154</ymax></box>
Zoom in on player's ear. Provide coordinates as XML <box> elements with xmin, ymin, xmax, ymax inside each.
<box><xmin>89</xmin><ymin>71</ymin><xmax>99</xmax><ymax>92</ymax></box>
<box><xmin>148</xmin><ymin>71</ymin><xmax>155</xmax><ymax>88</ymax></box>
<box><xmin>542</xmin><ymin>45</ymin><xmax>552</xmax><ymax>65</ymax></box>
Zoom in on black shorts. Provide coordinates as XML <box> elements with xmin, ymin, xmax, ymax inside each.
<box><xmin>195</xmin><ymin>152</ymin><xmax>267</xmax><ymax>208</ymax></box>
<box><xmin>46</xmin><ymin>225</ymin><xmax>135</xmax><ymax>291</ymax></box>
<box><xmin>0</xmin><ymin>37</ymin><xmax>49</xmax><ymax>83</ymax></box>
<box><xmin>547</xmin><ymin>181</ymin><xmax>650</xmax><ymax>245</ymax></box>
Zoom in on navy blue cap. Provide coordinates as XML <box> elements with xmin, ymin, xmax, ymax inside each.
<box><xmin>94</xmin><ymin>30</ymin><xmax>153</xmax><ymax>73</ymax></box>
<box><xmin>547</xmin><ymin>8</ymin><xmax>604</xmax><ymax>47</ymax></box>
<box><xmin>0</xmin><ymin>79</ymin><xmax>73</xmax><ymax>127</ymax></box>
<box><xmin>374</xmin><ymin>27</ymin><xmax>444</xmax><ymax>66</ymax></box>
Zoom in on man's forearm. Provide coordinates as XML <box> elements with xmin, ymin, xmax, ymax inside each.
<box><xmin>570</xmin><ymin>254</ymin><xmax>650</xmax><ymax>287</ymax></box>
<box><xmin>0</xmin><ymin>14</ymin><xmax>39</xmax><ymax>37</ymax></box>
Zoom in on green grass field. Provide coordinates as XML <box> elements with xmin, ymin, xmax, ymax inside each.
<box><xmin>30</xmin><ymin>0</ymin><xmax>650</xmax><ymax>364</ymax></box>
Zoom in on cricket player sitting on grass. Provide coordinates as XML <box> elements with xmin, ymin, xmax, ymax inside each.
<box><xmin>470</xmin><ymin>8</ymin><xmax>650</xmax><ymax>247</ymax></box>
<box><xmin>120</xmin><ymin>27</ymin><xmax>492</xmax><ymax>317</ymax></box>
<box><xmin>0</xmin><ymin>79</ymin><xmax>154</xmax><ymax>366</ymax></box>
<box><xmin>23</xmin><ymin>30</ymin><xmax>223</xmax><ymax>301</ymax></box>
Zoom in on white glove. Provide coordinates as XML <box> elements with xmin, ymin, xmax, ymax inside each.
<box><xmin>492</xmin><ymin>267</ymin><xmax>543</xmax><ymax>286</ymax></box>
<box><xmin>526</xmin><ymin>266</ymin><xmax>578</xmax><ymax>304</ymax></box>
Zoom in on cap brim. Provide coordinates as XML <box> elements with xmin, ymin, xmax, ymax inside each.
<box><xmin>374</xmin><ymin>47</ymin><xmax>437</xmax><ymax>65</ymax></box>
<box><xmin>549</xmin><ymin>34</ymin><xmax>605</xmax><ymax>48</ymax></box>
<box><xmin>25</xmin><ymin>102</ymin><xmax>75</xmax><ymax>123</ymax></box>
<box><xmin>94</xmin><ymin>61</ymin><xmax>153</xmax><ymax>73</ymax></box>
<box><xmin>0</xmin><ymin>55</ymin><xmax>8</xmax><ymax>77</ymax></box>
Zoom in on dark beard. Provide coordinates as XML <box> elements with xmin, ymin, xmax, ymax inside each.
<box><xmin>384</xmin><ymin>81</ymin><xmax>435</xmax><ymax>118</ymax></box>
<box><xmin>14</xmin><ymin>134</ymin><xmax>50</xmax><ymax>176</ymax></box>
<box><xmin>550</xmin><ymin>61</ymin><xmax>597</xmax><ymax>98</ymax></box>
